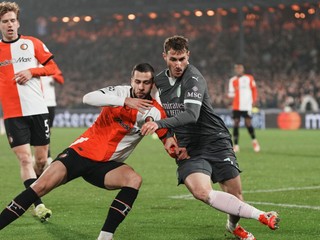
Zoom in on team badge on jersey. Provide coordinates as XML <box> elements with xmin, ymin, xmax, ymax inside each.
<box><xmin>145</xmin><ymin>116</ymin><xmax>154</xmax><ymax>122</ymax></box>
<box><xmin>192</xmin><ymin>86</ymin><xmax>198</xmax><ymax>92</ymax></box>
<box><xmin>20</xmin><ymin>43</ymin><xmax>28</xmax><ymax>50</ymax></box>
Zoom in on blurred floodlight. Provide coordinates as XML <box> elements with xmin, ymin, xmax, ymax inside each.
<box><xmin>149</xmin><ymin>12</ymin><xmax>157</xmax><ymax>19</ymax></box>
<box><xmin>194</xmin><ymin>10</ymin><xmax>203</xmax><ymax>17</ymax></box>
<box><xmin>308</xmin><ymin>8</ymin><xmax>315</xmax><ymax>14</ymax></box>
<box><xmin>62</xmin><ymin>17</ymin><xmax>70</xmax><ymax>23</ymax></box>
<box><xmin>291</xmin><ymin>4</ymin><xmax>300</xmax><ymax>11</ymax></box>
<box><xmin>73</xmin><ymin>16</ymin><xmax>80</xmax><ymax>22</ymax></box>
<box><xmin>128</xmin><ymin>14</ymin><xmax>136</xmax><ymax>20</ymax></box>
<box><xmin>207</xmin><ymin>10</ymin><xmax>215</xmax><ymax>16</ymax></box>
<box><xmin>84</xmin><ymin>16</ymin><xmax>92</xmax><ymax>22</ymax></box>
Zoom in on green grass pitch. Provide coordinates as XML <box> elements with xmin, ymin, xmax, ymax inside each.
<box><xmin>0</xmin><ymin>128</ymin><xmax>319</xmax><ymax>239</ymax></box>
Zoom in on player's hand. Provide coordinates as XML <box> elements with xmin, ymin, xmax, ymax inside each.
<box><xmin>124</xmin><ymin>98</ymin><xmax>153</xmax><ymax>113</ymax></box>
<box><xmin>141</xmin><ymin>122</ymin><xmax>158</xmax><ymax>135</ymax></box>
<box><xmin>176</xmin><ymin>147</ymin><xmax>190</xmax><ymax>160</ymax></box>
<box><xmin>13</xmin><ymin>70</ymin><xmax>32</xmax><ymax>85</ymax></box>
<box><xmin>164</xmin><ymin>137</ymin><xmax>190</xmax><ymax>160</ymax></box>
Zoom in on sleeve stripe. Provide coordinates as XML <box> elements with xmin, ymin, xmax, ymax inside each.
<box><xmin>184</xmin><ymin>99</ymin><xmax>202</xmax><ymax>106</ymax></box>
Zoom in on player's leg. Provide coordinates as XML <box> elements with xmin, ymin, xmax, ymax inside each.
<box><xmin>11</xmin><ymin>143</ymin><xmax>53</xmax><ymax>220</ymax></box>
<box><xmin>0</xmin><ymin>160</ymin><xmax>68</xmax><ymax>229</ymax></box>
<box><xmin>220</xmin><ymin>175</ymin><xmax>256</xmax><ymax>239</ymax></box>
<box><xmin>244</xmin><ymin>116</ymin><xmax>260</xmax><ymax>152</ymax></box>
<box><xmin>31</xmin><ymin>114</ymin><xmax>51</xmax><ymax>175</ymax></box>
<box><xmin>101</xmin><ymin>165</ymin><xmax>141</xmax><ymax>240</ymax></box>
<box><xmin>182</xmin><ymin>157</ymin><xmax>280</xmax><ymax>233</ymax></box>
<box><xmin>29</xmin><ymin>114</ymin><xmax>53</xmax><ymax>219</ymax></box>
<box><xmin>208</xmin><ymin>176</ymin><xmax>279</xmax><ymax>229</ymax></box>
<box><xmin>219</xmin><ymin>175</ymin><xmax>242</xmax><ymax>229</ymax></box>
<box><xmin>232</xmin><ymin>111</ymin><xmax>241</xmax><ymax>152</ymax></box>
<box><xmin>47</xmin><ymin>106</ymin><xmax>56</xmax><ymax>161</ymax></box>
<box><xmin>217</xmin><ymin>170</ymin><xmax>278</xmax><ymax>239</ymax></box>
<box><xmin>86</xmin><ymin>163</ymin><xmax>142</xmax><ymax>240</ymax></box>
<box><xmin>12</xmin><ymin>144</ymin><xmax>37</xmax><ymax>181</ymax></box>
<box><xmin>33</xmin><ymin>144</ymin><xmax>49</xmax><ymax>176</ymax></box>
<box><xmin>183</xmin><ymin>171</ymin><xmax>264</xmax><ymax>221</ymax></box>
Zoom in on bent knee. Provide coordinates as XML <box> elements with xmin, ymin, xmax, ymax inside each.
<box><xmin>125</xmin><ymin>172</ymin><xmax>142</xmax><ymax>189</ymax></box>
<box><xmin>192</xmin><ymin>190</ymin><xmax>210</xmax><ymax>202</ymax></box>
<box><xmin>31</xmin><ymin>181</ymin><xmax>50</xmax><ymax>197</ymax></box>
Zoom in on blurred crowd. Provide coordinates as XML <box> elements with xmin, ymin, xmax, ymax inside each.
<box><xmin>34</xmin><ymin>7</ymin><xmax>319</xmax><ymax>111</ymax></box>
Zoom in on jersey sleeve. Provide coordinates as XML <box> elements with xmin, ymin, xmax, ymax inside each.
<box><xmin>31</xmin><ymin>37</ymin><xmax>54</xmax><ymax>65</ymax></box>
<box><xmin>249</xmin><ymin>75</ymin><xmax>258</xmax><ymax>104</ymax></box>
<box><xmin>151</xmin><ymin>101</ymin><xmax>173</xmax><ymax>141</ymax></box>
<box><xmin>156</xmin><ymin>75</ymin><xmax>205</xmax><ymax>129</ymax></box>
<box><xmin>83</xmin><ymin>86</ymin><xmax>130</xmax><ymax>107</ymax></box>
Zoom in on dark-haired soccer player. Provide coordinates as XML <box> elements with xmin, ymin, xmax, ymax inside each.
<box><xmin>228</xmin><ymin>63</ymin><xmax>260</xmax><ymax>153</ymax></box>
<box><xmin>0</xmin><ymin>63</ymin><xmax>178</xmax><ymax>240</ymax></box>
<box><xmin>142</xmin><ymin>35</ymin><xmax>280</xmax><ymax>240</ymax></box>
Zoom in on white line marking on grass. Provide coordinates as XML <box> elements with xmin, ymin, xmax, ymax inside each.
<box><xmin>243</xmin><ymin>186</ymin><xmax>320</xmax><ymax>193</ymax></box>
<box><xmin>246</xmin><ymin>201</ymin><xmax>320</xmax><ymax>210</ymax></box>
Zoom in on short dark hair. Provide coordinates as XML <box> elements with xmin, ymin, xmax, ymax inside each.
<box><xmin>131</xmin><ymin>63</ymin><xmax>155</xmax><ymax>81</ymax></box>
<box><xmin>163</xmin><ymin>35</ymin><xmax>189</xmax><ymax>53</ymax></box>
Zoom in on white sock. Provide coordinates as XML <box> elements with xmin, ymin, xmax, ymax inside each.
<box><xmin>97</xmin><ymin>231</ymin><xmax>113</xmax><ymax>240</ymax></box>
<box><xmin>207</xmin><ymin>190</ymin><xmax>264</xmax><ymax>220</ymax></box>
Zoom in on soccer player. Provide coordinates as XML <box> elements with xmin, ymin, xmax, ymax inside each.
<box><xmin>0</xmin><ymin>63</ymin><xmax>177</xmax><ymax>240</ymax></box>
<box><xmin>0</xmin><ymin>1</ymin><xmax>60</xmax><ymax>221</ymax></box>
<box><xmin>228</xmin><ymin>63</ymin><xmax>260</xmax><ymax>153</ymax></box>
<box><xmin>141</xmin><ymin>35</ymin><xmax>280</xmax><ymax>240</ymax></box>
<box><xmin>40</xmin><ymin>62</ymin><xmax>65</xmax><ymax>165</ymax></box>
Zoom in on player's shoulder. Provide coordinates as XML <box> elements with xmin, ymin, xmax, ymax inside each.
<box><xmin>244</xmin><ymin>74</ymin><xmax>254</xmax><ymax>79</ymax></box>
<box><xmin>186</xmin><ymin>64</ymin><xmax>201</xmax><ymax>75</ymax></box>
<box><xmin>183</xmin><ymin>64</ymin><xmax>205</xmax><ymax>83</ymax></box>
<box><xmin>229</xmin><ymin>76</ymin><xmax>238</xmax><ymax>81</ymax></box>
<box><xmin>115</xmin><ymin>85</ymin><xmax>131</xmax><ymax>90</ymax></box>
<box><xmin>20</xmin><ymin>35</ymin><xmax>42</xmax><ymax>43</ymax></box>
<box><xmin>155</xmin><ymin>70</ymin><xmax>167</xmax><ymax>81</ymax></box>
<box><xmin>101</xmin><ymin>85</ymin><xmax>131</xmax><ymax>94</ymax></box>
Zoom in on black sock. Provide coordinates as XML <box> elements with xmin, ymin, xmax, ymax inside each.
<box><xmin>24</xmin><ymin>179</ymin><xmax>42</xmax><ymax>207</ymax></box>
<box><xmin>102</xmin><ymin>187</ymin><xmax>139</xmax><ymax>233</ymax></box>
<box><xmin>247</xmin><ymin>126</ymin><xmax>256</xmax><ymax>139</ymax></box>
<box><xmin>0</xmin><ymin>187</ymin><xmax>39</xmax><ymax>230</ymax></box>
<box><xmin>233</xmin><ymin>127</ymin><xmax>239</xmax><ymax>145</ymax></box>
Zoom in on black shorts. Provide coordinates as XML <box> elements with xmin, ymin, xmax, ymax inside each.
<box><xmin>177</xmin><ymin>138</ymin><xmax>241</xmax><ymax>184</ymax></box>
<box><xmin>47</xmin><ymin>106</ymin><xmax>56</xmax><ymax>128</ymax></box>
<box><xmin>232</xmin><ymin>110</ymin><xmax>252</xmax><ymax>119</ymax></box>
<box><xmin>4</xmin><ymin>114</ymin><xmax>50</xmax><ymax>148</ymax></box>
<box><xmin>54</xmin><ymin>148</ymin><xmax>125</xmax><ymax>189</ymax></box>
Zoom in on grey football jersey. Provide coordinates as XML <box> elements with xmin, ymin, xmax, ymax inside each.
<box><xmin>155</xmin><ymin>64</ymin><xmax>231</xmax><ymax>148</ymax></box>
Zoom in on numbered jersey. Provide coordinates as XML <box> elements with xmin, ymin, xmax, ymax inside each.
<box><xmin>0</xmin><ymin>35</ymin><xmax>52</xmax><ymax>119</ymax></box>
<box><xmin>70</xmin><ymin>86</ymin><xmax>168</xmax><ymax>162</ymax></box>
